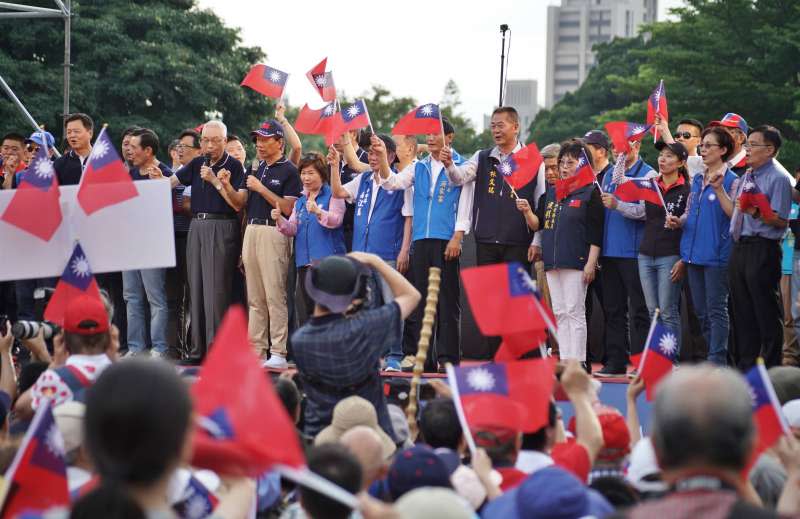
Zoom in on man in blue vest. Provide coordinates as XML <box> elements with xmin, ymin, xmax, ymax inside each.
<box><xmin>376</xmin><ymin>119</ymin><xmax>473</xmax><ymax>371</ymax></box>
<box><xmin>596</xmin><ymin>139</ymin><xmax>655</xmax><ymax>377</ymax></box>
<box><xmin>329</xmin><ymin>134</ymin><xmax>412</xmax><ymax>371</ymax></box>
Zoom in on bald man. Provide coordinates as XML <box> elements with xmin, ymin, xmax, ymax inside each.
<box><xmin>340</xmin><ymin>426</ymin><xmax>389</xmax><ymax>491</ymax></box>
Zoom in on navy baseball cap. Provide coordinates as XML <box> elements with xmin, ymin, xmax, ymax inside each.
<box><xmin>304</xmin><ymin>256</ymin><xmax>369</xmax><ymax>314</ymax></box>
<box><xmin>26</xmin><ymin>131</ymin><xmax>56</xmax><ymax>148</ymax></box>
<box><xmin>250</xmin><ymin>119</ymin><xmax>285</xmax><ymax>140</ymax></box>
<box><xmin>387</xmin><ymin>445</ymin><xmax>453</xmax><ymax>501</ymax></box>
<box><xmin>655</xmin><ymin>140</ymin><xmax>689</xmax><ymax>162</ymax></box>
<box><xmin>583</xmin><ymin>130</ymin><xmax>611</xmax><ymax>151</ymax></box>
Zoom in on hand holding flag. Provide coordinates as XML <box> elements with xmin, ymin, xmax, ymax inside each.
<box><xmin>629</xmin><ymin>310</ymin><xmax>678</xmax><ymax>400</ymax></box>
<box><xmin>604</xmin><ymin>121</ymin><xmax>652</xmax><ymax>155</ymax></box>
<box><xmin>555</xmin><ymin>149</ymin><xmax>595</xmax><ymax>202</ymax></box>
<box><xmin>241</xmin><ymin>64</ymin><xmax>289</xmax><ymax>99</ymax></box>
<box><xmin>737</xmin><ymin>173</ymin><xmax>776</xmax><ymax>220</ymax></box>
<box><xmin>498</xmin><ymin>142</ymin><xmax>543</xmax><ymax>191</ymax></box>
<box><xmin>646</xmin><ymin>80</ymin><xmax>668</xmax><ymax>141</ymax></box>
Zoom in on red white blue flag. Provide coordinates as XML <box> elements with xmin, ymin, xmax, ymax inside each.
<box><xmin>172</xmin><ymin>474</ymin><xmax>220</xmax><ymax>519</ymax></box>
<box><xmin>77</xmin><ymin>127</ymin><xmax>139</xmax><ymax>215</ymax></box>
<box><xmin>555</xmin><ymin>149</ymin><xmax>595</xmax><ymax>201</ymax></box>
<box><xmin>339</xmin><ymin>100</ymin><xmax>370</xmax><ymax>131</ymax></box>
<box><xmin>1</xmin><ymin>142</ymin><xmax>63</xmax><ymax>241</ymax></box>
<box><xmin>43</xmin><ymin>242</ymin><xmax>103</xmax><ymax>326</ymax></box>
<box><xmin>241</xmin><ymin>64</ymin><xmax>289</xmax><ymax>99</ymax></box>
<box><xmin>391</xmin><ymin>104</ymin><xmax>442</xmax><ymax>136</ymax></box>
<box><xmin>604</xmin><ymin>121</ymin><xmax>652</xmax><ymax>154</ymax></box>
<box><xmin>630</xmin><ymin>319</ymin><xmax>678</xmax><ymax>400</ymax></box>
<box><xmin>746</xmin><ymin>360</ymin><xmax>790</xmax><ymax>460</ymax></box>
<box><xmin>738</xmin><ymin>173</ymin><xmax>776</xmax><ymax>220</ymax></box>
<box><xmin>615</xmin><ymin>178</ymin><xmax>664</xmax><ymax>207</ymax></box>
<box><xmin>646</xmin><ymin>80</ymin><xmax>668</xmax><ymax>137</ymax></box>
<box><xmin>306</xmin><ymin>58</ymin><xmax>336</xmax><ymax>102</ymax></box>
<box><xmin>498</xmin><ymin>142</ymin><xmax>543</xmax><ymax>190</ymax></box>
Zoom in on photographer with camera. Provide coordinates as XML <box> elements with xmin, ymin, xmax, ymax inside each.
<box><xmin>291</xmin><ymin>252</ymin><xmax>421</xmax><ymax>439</ymax></box>
<box><xmin>14</xmin><ymin>295</ymin><xmax>118</xmax><ymax>419</ymax></box>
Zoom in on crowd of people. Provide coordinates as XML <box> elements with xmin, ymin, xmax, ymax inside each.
<box><xmin>1</xmin><ymin>96</ymin><xmax>800</xmax><ymax>518</ymax></box>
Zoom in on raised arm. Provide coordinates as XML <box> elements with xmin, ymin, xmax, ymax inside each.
<box><xmin>276</xmin><ymin>102</ymin><xmax>302</xmax><ymax>165</ymax></box>
<box><xmin>654</xmin><ymin>113</ymin><xmax>675</xmax><ymax>145</ymax></box>
<box><xmin>327</xmin><ymin>146</ymin><xmax>351</xmax><ymax>200</ymax></box>
<box><xmin>442</xmin><ymin>148</ymin><xmax>479</xmax><ymax>186</ymax></box>
<box><xmin>711</xmin><ymin>172</ymin><xmax>736</xmax><ymax>218</ymax></box>
<box><xmin>347</xmin><ymin>252</ymin><xmax>421</xmax><ymax>319</ymax></box>
<box><xmin>560</xmin><ymin>361</ymin><xmax>604</xmax><ymax>463</ymax></box>
<box><xmin>342</xmin><ymin>133</ymin><xmax>369</xmax><ymax>174</ymax></box>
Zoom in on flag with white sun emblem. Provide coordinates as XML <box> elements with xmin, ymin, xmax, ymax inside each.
<box><xmin>449</xmin><ymin>359</ymin><xmax>555</xmax><ymax>433</ymax></box>
<box><xmin>0</xmin><ymin>142</ymin><xmax>63</xmax><ymax>241</ymax></box>
<box><xmin>745</xmin><ymin>360</ymin><xmax>790</xmax><ymax>466</ymax></box>
<box><xmin>0</xmin><ymin>398</ymin><xmax>70</xmax><ymax>517</ymax></box>
<box><xmin>241</xmin><ymin>63</ymin><xmax>288</xmax><ymax>99</ymax></box>
<box><xmin>77</xmin><ymin>127</ymin><xmax>139</xmax><ymax>215</ymax></box>
<box><xmin>44</xmin><ymin>242</ymin><xmax>103</xmax><ymax>326</ymax></box>
<box><xmin>630</xmin><ymin>320</ymin><xmax>678</xmax><ymax>400</ymax></box>
<box><xmin>646</xmin><ymin>80</ymin><xmax>668</xmax><ymax>137</ymax></box>
<box><xmin>339</xmin><ymin>100</ymin><xmax>370</xmax><ymax>131</ymax></box>
<box><xmin>498</xmin><ymin>142</ymin><xmax>543</xmax><ymax>190</ymax></box>
<box><xmin>306</xmin><ymin>57</ymin><xmax>336</xmax><ymax>102</ymax></box>
<box><xmin>555</xmin><ymin>148</ymin><xmax>596</xmax><ymax>202</ymax></box>
<box><xmin>391</xmin><ymin>104</ymin><xmax>443</xmax><ymax>136</ymax></box>
<box><xmin>604</xmin><ymin>121</ymin><xmax>653</xmax><ymax>154</ymax></box>
<box><xmin>172</xmin><ymin>474</ymin><xmax>220</xmax><ymax>519</ymax></box>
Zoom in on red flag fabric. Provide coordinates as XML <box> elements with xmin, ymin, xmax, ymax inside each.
<box><xmin>451</xmin><ymin>359</ymin><xmax>555</xmax><ymax>433</ymax></box>
<box><xmin>555</xmin><ymin>150</ymin><xmax>595</xmax><ymax>201</ymax></box>
<box><xmin>495</xmin><ymin>329</ymin><xmax>549</xmax><ymax>362</ymax></box>
<box><xmin>1</xmin><ymin>399</ymin><xmax>70</xmax><ymax>517</ymax></box>
<box><xmin>646</xmin><ymin>80</ymin><xmax>668</xmax><ymax>137</ymax></box>
<box><xmin>294</xmin><ymin>102</ymin><xmax>337</xmax><ymax>137</ymax></box>
<box><xmin>306</xmin><ymin>58</ymin><xmax>336</xmax><ymax>102</ymax></box>
<box><xmin>738</xmin><ymin>173</ymin><xmax>776</xmax><ymax>220</ymax></box>
<box><xmin>498</xmin><ymin>142</ymin><xmax>543</xmax><ymax>190</ymax></box>
<box><xmin>44</xmin><ymin>243</ymin><xmax>103</xmax><ymax>327</ymax></box>
<box><xmin>461</xmin><ymin>262</ymin><xmax>547</xmax><ymax>336</ymax></box>
<box><xmin>615</xmin><ymin>178</ymin><xmax>664</xmax><ymax>206</ymax></box>
<box><xmin>630</xmin><ymin>320</ymin><xmax>678</xmax><ymax>400</ymax></box>
<box><xmin>191</xmin><ymin>306</ymin><xmax>305</xmax><ymax>476</ymax></box>
<box><xmin>745</xmin><ymin>360</ymin><xmax>790</xmax><ymax>463</ymax></box>
<box><xmin>241</xmin><ymin>64</ymin><xmax>288</xmax><ymax>99</ymax></box>
<box><xmin>338</xmin><ymin>100</ymin><xmax>370</xmax><ymax>132</ymax></box>
<box><xmin>77</xmin><ymin>128</ymin><xmax>139</xmax><ymax>215</ymax></box>
<box><xmin>1</xmin><ymin>144</ymin><xmax>63</xmax><ymax>241</ymax></box>
<box><xmin>604</xmin><ymin>121</ymin><xmax>652</xmax><ymax>154</ymax></box>
<box><xmin>391</xmin><ymin>104</ymin><xmax>443</xmax><ymax>136</ymax></box>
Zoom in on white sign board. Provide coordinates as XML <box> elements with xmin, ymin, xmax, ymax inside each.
<box><xmin>0</xmin><ymin>179</ymin><xmax>176</xmax><ymax>281</ymax></box>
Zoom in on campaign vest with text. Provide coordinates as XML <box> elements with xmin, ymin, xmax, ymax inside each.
<box><xmin>540</xmin><ymin>184</ymin><xmax>595</xmax><ymax>271</ymax></box>
<box><xmin>680</xmin><ymin>169</ymin><xmax>737</xmax><ymax>267</ymax></box>
<box><xmin>473</xmin><ymin>149</ymin><xmax>537</xmax><ymax>246</ymax></box>
<box><xmin>294</xmin><ymin>184</ymin><xmax>346</xmax><ymax>267</ymax></box>
<box><xmin>411</xmin><ymin>152</ymin><xmax>464</xmax><ymax>242</ymax></box>
<box><xmin>352</xmin><ymin>172</ymin><xmax>405</xmax><ymax>260</ymax></box>
<box><xmin>600</xmin><ymin>158</ymin><xmax>654</xmax><ymax>258</ymax></box>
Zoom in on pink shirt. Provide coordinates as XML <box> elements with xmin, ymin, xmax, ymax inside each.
<box><xmin>277</xmin><ymin>187</ymin><xmax>345</xmax><ymax>236</ymax></box>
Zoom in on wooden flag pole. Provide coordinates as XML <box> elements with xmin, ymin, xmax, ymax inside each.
<box><xmin>406</xmin><ymin>266</ymin><xmax>441</xmax><ymax>441</ymax></box>
<box><xmin>445</xmin><ymin>363</ymin><xmax>478</xmax><ymax>458</ymax></box>
<box><xmin>363</xmin><ymin>98</ymin><xmax>375</xmax><ymax>136</ymax></box>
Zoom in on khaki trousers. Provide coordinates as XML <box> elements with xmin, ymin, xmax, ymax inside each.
<box><xmin>242</xmin><ymin>224</ymin><xmax>292</xmax><ymax>356</ymax></box>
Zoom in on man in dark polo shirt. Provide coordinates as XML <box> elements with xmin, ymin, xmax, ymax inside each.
<box><xmin>221</xmin><ymin>120</ymin><xmax>301</xmax><ymax>368</ymax></box>
<box><xmin>54</xmin><ymin>113</ymin><xmax>93</xmax><ymax>186</ymax></box>
<box><xmin>124</xmin><ymin>128</ymin><xmax>172</xmax><ymax>358</ymax></box>
<box><xmin>150</xmin><ymin>120</ymin><xmax>244</xmax><ymax>362</ymax></box>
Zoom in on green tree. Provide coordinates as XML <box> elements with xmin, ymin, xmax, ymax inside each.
<box><xmin>529</xmin><ymin>0</ymin><xmax>800</xmax><ymax>167</ymax></box>
<box><xmin>0</xmin><ymin>0</ymin><xmax>272</xmax><ymax>153</ymax></box>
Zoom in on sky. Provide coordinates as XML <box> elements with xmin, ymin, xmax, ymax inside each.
<box><xmin>197</xmin><ymin>0</ymin><xmax>686</xmax><ymax>129</ymax></box>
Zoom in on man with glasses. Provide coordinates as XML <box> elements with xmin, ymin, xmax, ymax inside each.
<box><xmin>709</xmin><ymin>113</ymin><xmax>749</xmax><ymax>176</ymax></box>
<box><xmin>24</xmin><ymin>131</ymin><xmax>56</xmax><ymax>162</ymax></box>
<box><xmin>149</xmin><ymin>120</ymin><xmax>244</xmax><ymax>363</ymax></box>
<box><xmin>712</xmin><ymin>126</ymin><xmax>793</xmax><ymax>369</ymax></box>
<box><xmin>655</xmin><ymin>116</ymin><xmax>704</xmax><ymax>179</ymax></box>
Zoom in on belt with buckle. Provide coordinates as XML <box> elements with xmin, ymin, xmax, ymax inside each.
<box><xmin>247</xmin><ymin>218</ymin><xmax>276</xmax><ymax>227</ymax></box>
<box><xmin>194</xmin><ymin>212</ymin><xmax>236</xmax><ymax>220</ymax></box>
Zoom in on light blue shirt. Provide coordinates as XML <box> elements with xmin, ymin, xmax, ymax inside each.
<box><xmin>729</xmin><ymin>159</ymin><xmax>794</xmax><ymax>241</ymax></box>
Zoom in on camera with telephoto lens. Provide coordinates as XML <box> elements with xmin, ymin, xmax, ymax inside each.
<box><xmin>11</xmin><ymin>321</ymin><xmax>60</xmax><ymax>340</ymax></box>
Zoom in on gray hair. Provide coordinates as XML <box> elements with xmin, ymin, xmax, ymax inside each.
<box><xmin>203</xmin><ymin>119</ymin><xmax>227</xmax><ymax>138</ymax></box>
<box><xmin>651</xmin><ymin>366</ymin><xmax>754</xmax><ymax>472</ymax></box>
<box><xmin>540</xmin><ymin>143</ymin><xmax>561</xmax><ymax>160</ymax></box>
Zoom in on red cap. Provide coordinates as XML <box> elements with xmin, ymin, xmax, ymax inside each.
<box><xmin>567</xmin><ymin>406</ymin><xmax>630</xmax><ymax>462</ymax></box>
<box><xmin>64</xmin><ymin>295</ymin><xmax>109</xmax><ymax>335</ymax></box>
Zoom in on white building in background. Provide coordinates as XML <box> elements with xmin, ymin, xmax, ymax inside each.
<box><xmin>545</xmin><ymin>0</ymin><xmax>658</xmax><ymax>108</ymax></box>
<box><xmin>484</xmin><ymin>79</ymin><xmax>539</xmax><ymax>141</ymax></box>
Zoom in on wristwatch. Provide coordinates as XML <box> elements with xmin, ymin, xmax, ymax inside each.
<box><xmin>215</xmin><ymin>184</ymin><xmax>223</xmax><ymax>191</ymax></box>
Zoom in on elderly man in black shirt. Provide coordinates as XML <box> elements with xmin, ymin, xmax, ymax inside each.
<box><xmin>150</xmin><ymin>120</ymin><xmax>244</xmax><ymax>362</ymax></box>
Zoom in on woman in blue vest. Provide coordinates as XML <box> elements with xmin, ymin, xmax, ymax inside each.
<box><xmin>275</xmin><ymin>152</ymin><xmax>346</xmax><ymax>318</ymax></box>
<box><xmin>518</xmin><ymin>139</ymin><xmax>605</xmax><ymax>364</ymax></box>
<box><xmin>665</xmin><ymin>126</ymin><xmax>736</xmax><ymax>365</ymax></box>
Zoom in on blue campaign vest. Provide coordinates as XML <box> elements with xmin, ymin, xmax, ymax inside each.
<box><xmin>294</xmin><ymin>184</ymin><xmax>346</xmax><ymax>267</ymax></box>
<box><xmin>601</xmin><ymin>158</ymin><xmax>655</xmax><ymax>258</ymax></box>
<box><xmin>412</xmin><ymin>152</ymin><xmax>465</xmax><ymax>242</ymax></box>
<box><xmin>352</xmin><ymin>172</ymin><xmax>406</xmax><ymax>260</ymax></box>
<box><xmin>680</xmin><ymin>169</ymin><xmax>737</xmax><ymax>267</ymax></box>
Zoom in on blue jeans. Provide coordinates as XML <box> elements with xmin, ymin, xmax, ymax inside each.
<box><xmin>686</xmin><ymin>264</ymin><xmax>730</xmax><ymax>365</ymax></box>
<box><xmin>123</xmin><ymin>268</ymin><xmax>168</xmax><ymax>353</ymax></box>
<box><xmin>638</xmin><ymin>254</ymin><xmax>682</xmax><ymax>356</ymax></box>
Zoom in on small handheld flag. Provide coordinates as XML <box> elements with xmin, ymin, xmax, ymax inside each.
<box><xmin>241</xmin><ymin>64</ymin><xmax>289</xmax><ymax>99</ymax></box>
<box><xmin>498</xmin><ymin>142</ymin><xmax>543</xmax><ymax>191</ymax></box>
<box><xmin>738</xmin><ymin>173</ymin><xmax>776</xmax><ymax>220</ymax></box>
<box><xmin>745</xmin><ymin>359</ymin><xmax>791</xmax><ymax>462</ymax></box>
<box><xmin>43</xmin><ymin>242</ymin><xmax>103</xmax><ymax>326</ymax></box>
<box><xmin>630</xmin><ymin>310</ymin><xmax>678</xmax><ymax>400</ymax></box>
<box><xmin>555</xmin><ymin>149</ymin><xmax>595</xmax><ymax>201</ymax></box>
<box><xmin>646</xmin><ymin>80</ymin><xmax>668</xmax><ymax>140</ymax></box>
<box><xmin>306</xmin><ymin>58</ymin><xmax>336</xmax><ymax>102</ymax></box>
<box><xmin>615</xmin><ymin>178</ymin><xmax>664</xmax><ymax>207</ymax></box>
<box><xmin>391</xmin><ymin>104</ymin><xmax>443</xmax><ymax>136</ymax></box>
<box><xmin>77</xmin><ymin>127</ymin><xmax>139</xmax><ymax>215</ymax></box>
<box><xmin>604</xmin><ymin>121</ymin><xmax>652</xmax><ymax>155</ymax></box>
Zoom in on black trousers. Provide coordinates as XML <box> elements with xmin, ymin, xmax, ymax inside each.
<box><xmin>474</xmin><ymin>242</ymin><xmax>531</xmax><ymax>357</ymax></box>
<box><xmin>166</xmin><ymin>232</ymin><xmax>190</xmax><ymax>358</ymax></box>
<box><xmin>96</xmin><ymin>272</ymin><xmax>127</xmax><ymax>350</ymax></box>
<box><xmin>410</xmin><ymin>239</ymin><xmax>461</xmax><ymax>366</ymax></box>
<box><xmin>600</xmin><ymin>257</ymin><xmax>651</xmax><ymax>369</ymax></box>
<box><xmin>585</xmin><ymin>275</ymin><xmax>605</xmax><ymax>363</ymax></box>
<box><xmin>729</xmin><ymin>238</ymin><xmax>783</xmax><ymax>370</ymax></box>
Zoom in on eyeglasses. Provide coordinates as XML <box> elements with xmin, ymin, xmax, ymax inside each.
<box><xmin>175</xmin><ymin>143</ymin><xmax>199</xmax><ymax>150</ymax></box>
<box><xmin>675</xmin><ymin>132</ymin><xmax>698</xmax><ymax>140</ymax></box>
<box><xmin>698</xmin><ymin>143</ymin><xmax>720</xmax><ymax>149</ymax></box>
<box><xmin>744</xmin><ymin>142</ymin><xmax>772</xmax><ymax>149</ymax></box>
<box><xmin>200</xmin><ymin>137</ymin><xmax>224</xmax><ymax>145</ymax></box>
<box><xmin>559</xmin><ymin>159</ymin><xmax>578</xmax><ymax>167</ymax></box>
<box><xmin>26</xmin><ymin>144</ymin><xmax>39</xmax><ymax>153</ymax></box>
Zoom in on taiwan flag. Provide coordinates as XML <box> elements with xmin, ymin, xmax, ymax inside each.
<box><xmin>1</xmin><ymin>142</ymin><xmax>63</xmax><ymax>241</ymax></box>
<box><xmin>172</xmin><ymin>474</ymin><xmax>220</xmax><ymax>519</ymax></box>
<box><xmin>630</xmin><ymin>320</ymin><xmax>678</xmax><ymax>400</ymax></box>
<box><xmin>738</xmin><ymin>173</ymin><xmax>776</xmax><ymax>220</ymax></box>
<box><xmin>77</xmin><ymin>127</ymin><xmax>139</xmax><ymax>215</ymax></box>
<box><xmin>1</xmin><ymin>399</ymin><xmax>70</xmax><ymax>517</ymax></box>
<box><xmin>461</xmin><ymin>262</ymin><xmax>548</xmax><ymax>336</ymax></box>
<box><xmin>241</xmin><ymin>64</ymin><xmax>289</xmax><ymax>99</ymax></box>
<box><xmin>338</xmin><ymin>100</ymin><xmax>370</xmax><ymax>132</ymax></box>
<box><xmin>43</xmin><ymin>242</ymin><xmax>103</xmax><ymax>326</ymax></box>
<box><xmin>615</xmin><ymin>178</ymin><xmax>664</xmax><ymax>206</ymax></box>
<box><xmin>306</xmin><ymin>57</ymin><xmax>336</xmax><ymax>102</ymax></box>
<box><xmin>746</xmin><ymin>360</ymin><xmax>790</xmax><ymax>462</ymax></box>
<box><xmin>498</xmin><ymin>142</ymin><xmax>543</xmax><ymax>190</ymax></box>
<box><xmin>555</xmin><ymin>149</ymin><xmax>595</xmax><ymax>201</ymax></box>
<box><xmin>495</xmin><ymin>329</ymin><xmax>550</xmax><ymax>362</ymax></box>
<box><xmin>192</xmin><ymin>306</ymin><xmax>305</xmax><ymax>476</ymax></box>
<box><xmin>604</xmin><ymin>121</ymin><xmax>652</xmax><ymax>154</ymax></box>
<box><xmin>391</xmin><ymin>104</ymin><xmax>442</xmax><ymax>136</ymax></box>
<box><xmin>294</xmin><ymin>102</ymin><xmax>337</xmax><ymax>136</ymax></box>
<box><xmin>646</xmin><ymin>80</ymin><xmax>668</xmax><ymax>137</ymax></box>
<box><xmin>449</xmin><ymin>359</ymin><xmax>555</xmax><ymax>433</ymax></box>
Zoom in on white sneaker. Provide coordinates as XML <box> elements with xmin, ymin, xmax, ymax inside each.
<box><xmin>123</xmin><ymin>349</ymin><xmax>149</xmax><ymax>358</ymax></box>
<box><xmin>150</xmin><ymin>349</ymin><xmax>166</xmax><ymax>360</ymax></box>
<box><xmin>262</xmin><ymin>354</ymin><xmax>288</xmax><ymax>369</ymax></box>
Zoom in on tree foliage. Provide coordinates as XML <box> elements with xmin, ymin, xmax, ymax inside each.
<box><xmin>529</xmin><ymin>0</ymin><xmax>800</xmax><ymax>167</ymax></box>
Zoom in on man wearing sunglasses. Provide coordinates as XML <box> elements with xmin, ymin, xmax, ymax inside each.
<box><xmin>654</xmin><ymin>116</ymin><xmax>704</xmax><ymax>179</ymax></box>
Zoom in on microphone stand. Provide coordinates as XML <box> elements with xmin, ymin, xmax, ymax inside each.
<box><xmin>499</xmin><ymin>24</ymin><xmax>509</xmax><ymax>107</ymax></box>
